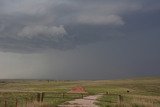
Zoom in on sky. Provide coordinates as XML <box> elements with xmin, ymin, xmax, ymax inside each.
<box><xmin>0</xmin><ymin>0</ymin><xmax>160</xmax><ymax>80</ymax></box>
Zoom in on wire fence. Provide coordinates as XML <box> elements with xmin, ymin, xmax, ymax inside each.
<box><xmin>0</xmin><ymin>91</ymin><xmax>124</xmax><ymax>107</ymax></box>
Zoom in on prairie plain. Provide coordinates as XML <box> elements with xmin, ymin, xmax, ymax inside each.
<box><xmin>0</xmin><ymin>77</ymin><xmax>160</xmax><ymax>107</ymax></box>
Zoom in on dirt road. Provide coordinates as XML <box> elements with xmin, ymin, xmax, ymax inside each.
<box><xmin>58</xmin><ymin>95</ymin><xmax>101</xmax><ymax>107</ymax></box>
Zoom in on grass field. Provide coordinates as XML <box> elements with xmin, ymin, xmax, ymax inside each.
<box><xmin>0</xmin><ymin>77</ymin><xmax>160</xmax><ymax>107</ymax></box>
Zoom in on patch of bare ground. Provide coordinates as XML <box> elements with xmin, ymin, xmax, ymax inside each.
<box><xmin>58</xmin><ymin>95</ymin><xmax>101</xmax><ymax>107</ymax></box>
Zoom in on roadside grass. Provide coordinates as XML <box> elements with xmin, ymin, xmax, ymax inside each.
<box><xmin>96</xmin><ymin>94</ymin><xmax>160</xmax><ymax>107</ymax></box>
<box><xmin>0</xmin><ymin>92</ymin><xmax>85</xmax><ymax>107</ymax></box>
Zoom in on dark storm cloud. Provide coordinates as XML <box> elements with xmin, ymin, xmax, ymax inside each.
<box><xmin>0</xmin><ymin>0</ymin><xmax>159</xmax><ymax>53</ymax></box>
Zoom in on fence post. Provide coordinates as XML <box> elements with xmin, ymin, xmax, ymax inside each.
<box><xmin>118</xmin><ymin>95</ymin><xmax>123</xmax><ymax>103</ymax></box>
<box><xmin>62</xmin><ymin>93</ymin><xmax>65</xmax><ymax>98</ymax></box>
<box><xmin>81</xmin><ymin>94</ymin><xmax>83</xmax><ymax>99</ymax></box>
<box><xmin>25</xmin><ymin>98</ymin><xmax>28</xmax><ymax>107</ymax></box>
<box><xmin>37</xmin><ymin>93</ymin><xmax>41</xmax><ymax>102</ymax></box>
<box><xmin>41</xmin><ymin>92</ymin><xmax>45</xmax><ymax>102</ymax></box>
<box><xmin>4</xmin><ymin>100</ymin><xmax>7</xmax><ymax>107</ymax></box>
<box><xmin>15</xmin><ymin>99</ymin><xmax>18</xmax><ymax>107</ymax></box>
<box><xmin>106</xmin><ymin>92</ymin><xmax>109</xmax><ymax>95</ymax></box>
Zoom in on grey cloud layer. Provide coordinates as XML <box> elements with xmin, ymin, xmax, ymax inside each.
<box><xmin>0</xmin><ymin>0</ymin><xmax>156</xmax><ymax>52</ymax></box>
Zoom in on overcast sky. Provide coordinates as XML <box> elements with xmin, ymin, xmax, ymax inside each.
<box><xmin>0</xmin><ymin>0</ymin><xmax>160</xmax><ymax>80</ymax></box>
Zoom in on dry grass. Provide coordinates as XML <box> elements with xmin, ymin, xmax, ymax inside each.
<box><xmin>0</xmin><ymin>77</ymin><xmax>160</xmax><ymax>107</ymax></box>
<box><xmin>125</xmin><ymin>95</ymin><xmax>160</xmax><ymax>107</ymax></box>
<box><xmin>97</xmin><ymin>94</ymin><xmax>160</xmax><ymax>107</ymax></box>
<box><xmin>17</xmin><ymin>101</ymin><xmax>54</xmax><ymax>107</ymax></box>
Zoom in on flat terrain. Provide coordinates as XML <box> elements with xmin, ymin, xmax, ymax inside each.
<box><xmin>0</xmin><ymin>77</ymin><xmax>160</xmax><ymax>107</ymax></box>
<box><xmin>59</xmin><ymin>95</ymin><xmax>101</xmax><ymax>107</ymax></box>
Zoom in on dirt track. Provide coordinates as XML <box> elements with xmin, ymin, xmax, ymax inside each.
<box><xmin>58</xmin><ymin>95</ymin><xmax>101</xmax><ymax>107</ymax></box>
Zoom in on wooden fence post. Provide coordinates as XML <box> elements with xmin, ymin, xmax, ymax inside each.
<box><xmin>118</xmin><ymin>95</ymin><xmax>123</xmax><ymax>103</ymax></box>
<box><xmin>37</xmin><ymin>93</ymin><xmax>41</xmax><ymax>102</ymax></box>
<box><xmin>62</xmin><ymin>93</ymin><xmax>65</xmax><ymax>98</ymax></box>
<box><xmin>81</xmin><ymin>94</ymin><xmax>83</xmax><ymax>99</ymax></box>
<box><xmin>41</xmin><ymin>92</ymin><xmax>45</xmax><ymax>102</ymax></box>
<box><xmin>4</xmin><ymin>100</ymin><xmax>7</xmax><ymax>107</ymax></box>
<box><xmin>25</xmin><ymin>98</ymin><xmax>28</xmax><ymax>107</ymax></box>
<box><xmin>106</xmin><ymin>92</ymin><xmax>109</xmax><ymax>95</ymax></box>
<box><xmin>15</xmin><ymin>99</ymin><xmax>18</xmax><ymax>107</ymax></box>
